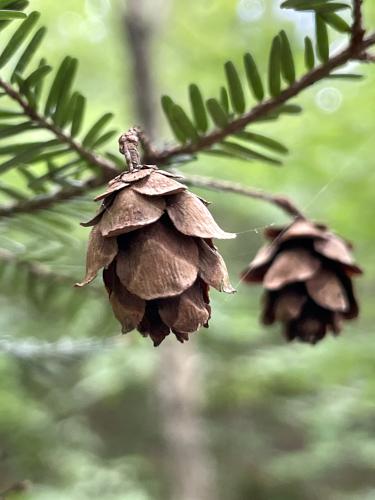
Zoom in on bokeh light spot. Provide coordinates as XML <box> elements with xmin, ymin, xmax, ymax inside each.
<box><xmin>237</xmin><ymin>0</ymin><xmax>265</xmax><ymax>22</ymax></box>
<box><xmin>80</xmin><ymin>18</ymin><xmax>108</xmax><ymax>44</ymax></box>
<box><xmin>316</xmin><ymin>87</ymin><xmax>343</xmax><ymax>113</ymax></box>
<box><xmin>57</xmin><ymin>11</ymin><xmax>84</xmax><ymax>39</ymax></box>
<box><xmin>85</xmin><ymin>0</ymin><xmax>111</xmax><ymax>19</ymax></box>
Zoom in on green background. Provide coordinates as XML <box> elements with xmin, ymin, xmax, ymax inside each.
<box><xmin>0</xmin><ymin>1</ymin><xmax>374</xmax><ymax>498</ymax></box>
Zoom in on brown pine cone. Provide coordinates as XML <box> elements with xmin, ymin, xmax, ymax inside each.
<box><xmin>241</xmin><ymin>219</ymin><xmax>362</xmax><ymax>344</ymax></box>
<box><xmin>77</xmin><ymin>165</ymin><xmax>235</xmax><ymax>346</ymax></box>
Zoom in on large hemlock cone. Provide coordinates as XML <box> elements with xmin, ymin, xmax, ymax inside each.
<box><xmin>241</xmin><ymin>219</ymin><xmax>362</xmax><ymax>344</ymax></box>
<box><xmin>77</xmin><ymin>165</ymin><xmax>235</xmax><ymax>346</ymax></box>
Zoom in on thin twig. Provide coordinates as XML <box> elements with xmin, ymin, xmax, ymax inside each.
<box><xmin>182</xmin><ymin>174</ymin><xmax>304</xmax><ymax>219</ymax></box>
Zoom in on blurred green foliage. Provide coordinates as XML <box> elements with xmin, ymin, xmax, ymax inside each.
<box><xmin>0</xmin><ymin>1</ymin><xmax>375</xmax><ymax>499</ymax></box>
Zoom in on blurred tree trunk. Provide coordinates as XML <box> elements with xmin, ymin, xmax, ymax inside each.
<box><xmin>123</xmin><ymin>2</ymin><xmax>217</xmax><ymax>499</ymax></box>
<box><xmin>156</xmin><ymin>341</ymin><xmax>217</xmax><ymax>500</ymax></box>
<box><xmin>123</xmin><ymin>0</ymin><xmax>164</xmax><ymax>138</ymax></box>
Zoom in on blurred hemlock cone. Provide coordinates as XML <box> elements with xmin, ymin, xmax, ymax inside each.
<box><xmin>77</xmin><ymin>165</ymin><xmax>235</xmax><ymax>346</ymax></box>
<box><xmin>241</xmin><ymin>219</ymin><xmax>362</xmax><ymax>344</ymax></box>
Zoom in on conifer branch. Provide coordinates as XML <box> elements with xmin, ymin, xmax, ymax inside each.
<box><xmin>0</xmin><ymin>77</ymin><xmax>119</xmax><ymax>178</ymax></box>
<box><xmin>0</xmin><ymin>1</ymin><xmax>374</xmax><ymax>221</ymax></box>
<box><xmin>147</xmin><ymin>31</ymin><xmax>375</xmax><ymax>166</ymax></box>
<box><xmin>0</xmin><ymin>175</ymin><xmax>104</xmax><ymax>217</ymax></box>
<box><xmin>0</xmin><ymin>248</ymin><xmax>101</xmax><ymax>293</ymax></box>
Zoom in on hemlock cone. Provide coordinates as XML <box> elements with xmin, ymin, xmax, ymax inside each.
<box><xmin>241</xmin><ymin>219</ymin><xmax>362</xmax><ymax>344</ymax></box>
<box><xmin>76</xmin><ymin>165</ymin><xmax>235</xmax><ymax>346</ymax></box>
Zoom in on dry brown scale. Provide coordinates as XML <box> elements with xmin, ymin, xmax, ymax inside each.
<box><xmin>76</xmin><ymin>164</ymin><xmax>235</xmax><ymax>346</ymax></box>
<box><xmin>241</xmin><ymin>219</ymin><xmax>362</xmax><ymax>344</ymax></box>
